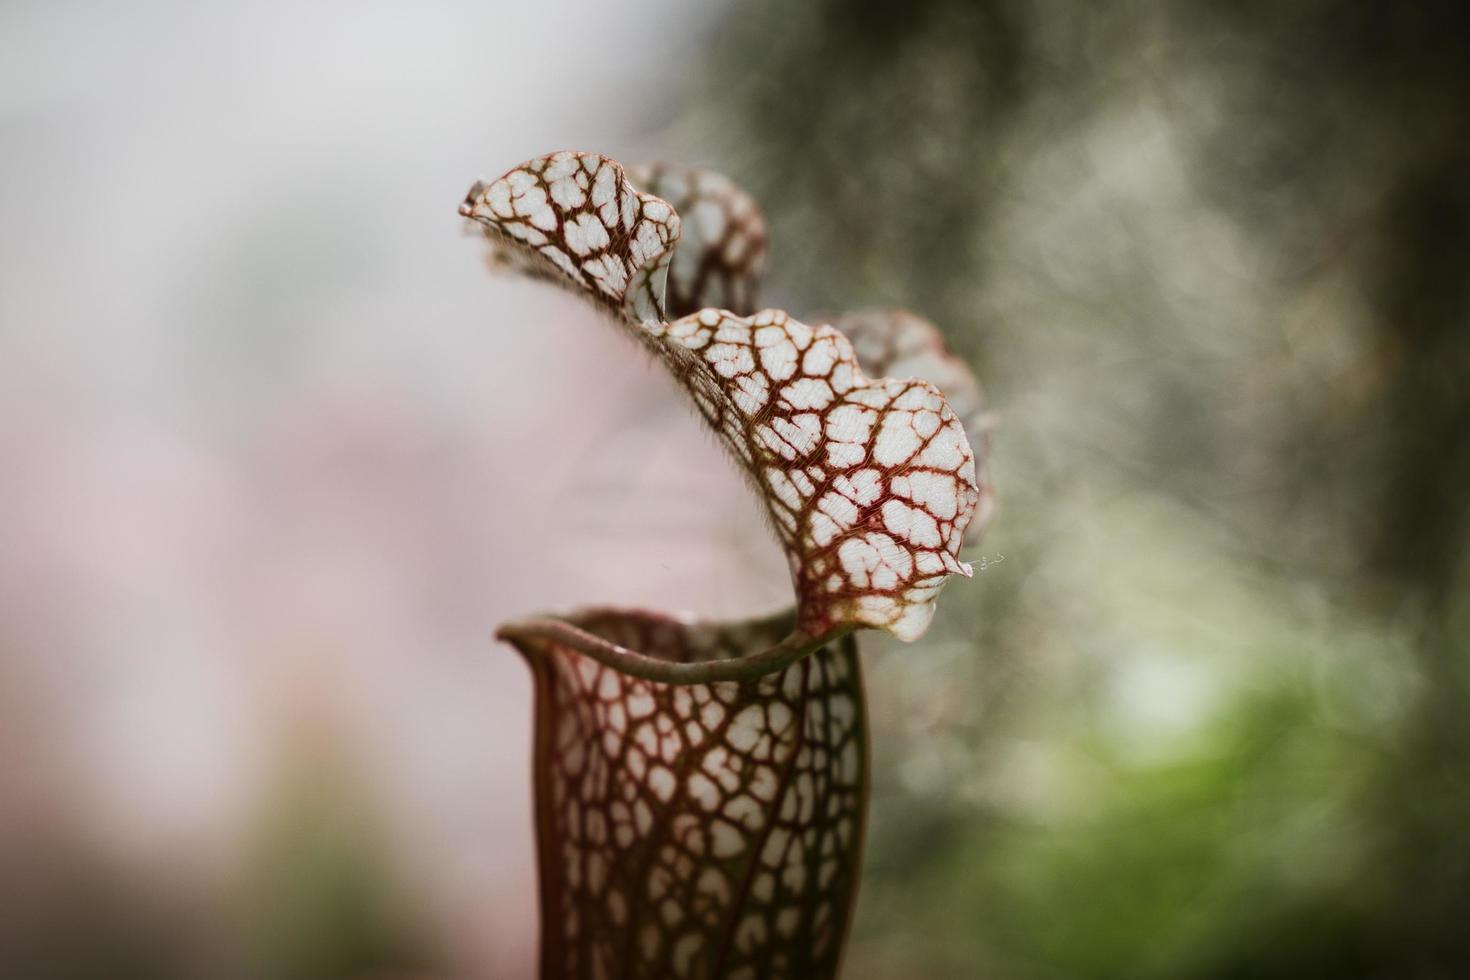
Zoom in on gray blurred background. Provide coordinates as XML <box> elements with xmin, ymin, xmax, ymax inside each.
<box><xmin>3</xmin><ymin>1</ymin><xmax>1468</xmax><ymax>978</ymax></box>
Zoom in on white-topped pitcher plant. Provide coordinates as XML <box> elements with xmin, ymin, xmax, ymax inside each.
<box><xmin>460</xmin><ymin>151</ymin><xmax>994</xmax><ymax>980</ymax></box>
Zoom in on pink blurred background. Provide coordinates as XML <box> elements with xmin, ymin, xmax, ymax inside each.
<box><xmin>0</xmin><ymin>2</ymin><xmax>785</xmax><ymax>975</ymax></box>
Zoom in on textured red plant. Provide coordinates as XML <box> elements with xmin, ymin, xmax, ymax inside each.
<box><xmin>460</xmin><ymin>152</ymin><xmax>993</xmax><ymax>980</ymax></box>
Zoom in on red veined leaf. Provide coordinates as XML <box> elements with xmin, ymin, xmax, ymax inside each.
<box><xmin>502</xmin><ymin>609</ymin><xmax>865</xmax><ymax>980</ymax></box>
<box><xmin>646</xmin><ymin>307</ymin><xmax>977</xmax><ymax>643</ymax></box>
<box><xmin>625</xmin><ymin>162</ymin><xmax>768</xmax><ymax>318</ymax></box>
<box><xmin>825</xmin><ymin>308</ymin><xmax>998</xmax><ymax>541</ymax></box>
<box><xmin>462</xmin><ymin>153</ymin><xmax>980</xmax><ymax>645</ymax></box>
<box><xmin>460</xmin><ymin>152</ymin><xmax>991</xmax><ymax>980</ymax></box>
<box><xmin>458</xmin><ymin>151</ymin><xmax>679</xmax><ymax>325</ymax></box>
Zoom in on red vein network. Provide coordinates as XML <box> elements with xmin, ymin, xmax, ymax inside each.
<box><xmin>462</xmin><ymin>150</ymin><xmax>994</xmax><ymax>980</ymax></box>
<box><xmin>461</xmin><ymin>151</ymin><xmax>981</xmax><ymax>643</ymax></box>
<box><xmin>523</xmin><ymin>611</ymin><xmax>863</xmax><ymax>980</ymax></box>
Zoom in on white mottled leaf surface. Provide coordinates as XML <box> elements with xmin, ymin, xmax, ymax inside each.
<box><xmin>463</xmin><ymin>152</ymin><xmax>982</xmax><ymax>644</ymax></box>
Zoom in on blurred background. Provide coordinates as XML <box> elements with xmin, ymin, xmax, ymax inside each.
<box><xmin>3</xmin><ymin>1</ymin><xmax>1467</xmax><ymax>977</ymax></box>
